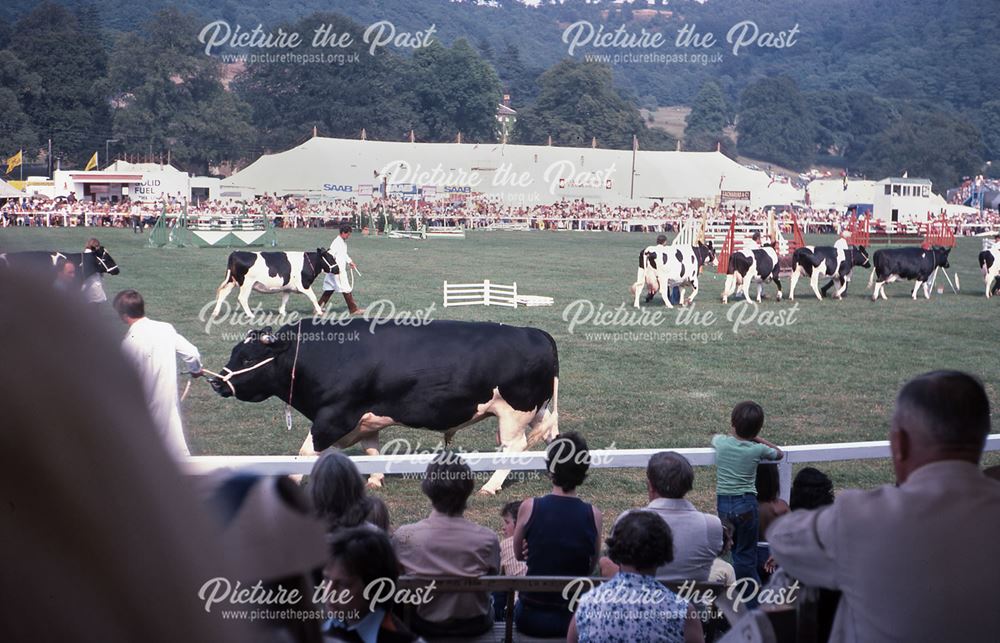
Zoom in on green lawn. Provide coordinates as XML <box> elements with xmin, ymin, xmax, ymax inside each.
<box><xmin>3</xmin><ymin>226</ymin><xmax>997</xmax><ymax>533</ymax></box>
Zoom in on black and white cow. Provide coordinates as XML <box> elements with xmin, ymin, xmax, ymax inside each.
<box><xmin>210</xmin><ymin>319</ymin><xmax>560</xmax><ymax>494</ymax></box>
<box><xmin>789</xmin><ymin>245</ymin><xmax>870</xmax><ymax>301</ymax></box>
<box><xmin>631</xmin><ymin>241</ymin><xmax>716</xmax><ymax>308</ymax></box>
<box><xmin>722</xmin><ymin>246</ymin><xmax>783</xmax><ymax>304</ymax></box>
<box><xmin>0</xmin><ymin>247</ymin><xmax>120</xmax><ymax>282</ymax></box>
<box><xmin>979</xmin><ymin>248</ymin><xmax>1000</xmax><ymax>298</ymax></box>
<box><xmin>868</xmin><ymin>246</ymin><xmax>951</xmax><ymax>300</ymax></box>
<box><xmin>211</xmin><ymin>249</ymin><xmax>338</xmax><ymax>318</ymax></box>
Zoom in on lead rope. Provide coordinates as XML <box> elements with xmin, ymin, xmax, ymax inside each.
<box><xmin>285</xmin><ymin>320</ymin><xmax>303</xmax><ymax>431</ymax></box>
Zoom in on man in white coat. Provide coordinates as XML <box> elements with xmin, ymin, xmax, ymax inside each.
<box><xmin>318</xmin><ymin>223</ymin><xmax>364</xmax><ymax>314</ymax></box>
<box><xmin>114</xmin><ymin>289</ymin><xmax>203</xmax><ymax>458</ymax></box>
<box><xmin>82</xmin><ymin>237</ymin><xmax>108</xmax><ymax>304</ymax></box>
<box><xmin>767</xmin><ymin>370</ymin><xmax>1000</xmax><ymax>642</ymax></box>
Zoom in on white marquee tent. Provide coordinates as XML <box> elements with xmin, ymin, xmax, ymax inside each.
<box><xmin>0</xmin><ymin>177</ymin><xmax>24</xmax><ymax>199</ymax></box>
<box><xmin>221</xmin><ymin>136</ymin><xmax>802</xmax><ymax>209</ymax></box>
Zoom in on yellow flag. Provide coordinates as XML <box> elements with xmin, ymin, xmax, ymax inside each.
<box><xmin>85</xmin><ymin>151</ymin><xmax>98</xmax><ymax>171</ymax></box>
<box><xmin>5</xmin><ymin>150</ymin><xmax>22</xmax><ymax>174</ymax></box>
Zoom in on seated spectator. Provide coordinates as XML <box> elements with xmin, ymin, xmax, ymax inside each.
<box><xmin>755</xmin><ymin>463</ymin><xmax>789</xmax><ymax>582</ymax></box>
<box><xmin>366</xmin><ymin>494</ymin><xmax>391</xmax><ymax>532</ymax></box>
<box><xmin>323</xmin><ymin>527</ymin><xmax>424</xmax><ymax>643</ymax></box>
<box><xmin>768</xmin><ymin>371</ymin><xmax>1000</xmax><ymax>641</ymax></box>
<box><xmin>709</xmin><ymin>519</ymin><xmax>736</xmax><ymax>586</ymax></box>
<box><xmin>789</xmin><ymin>467</ymin><xmax>835</xmax><ymax>510</ymax></box>
<box><xmin>392</xmin><ymin>452</ymin><xmax>499</xmax><ymax>638</ymax></box>
<box><xmin>310</xmin><ymin>451</ymin><xmax>374</xmax><ymax>534</ymax></box>
<box><xmin>494</xmin><ymin>500</ymin><xmax>527</xmax><ymax>622</ymax></box>
<box><xmin>568</xmin><ymin>511</ymin><xmax>704</xmax><ymax>643</ymax></box>
<box><xmin>601</xmin><ymin>451</ymin><xmax>723</xmax><ymax>581</ymax></box>
<box><xmin>499</xmin><ymin>500</ymin><xmax>527</xmax><ymax>577</ymax></box>
<box><xmin>512</xmin><ymin>432</ymin><xmax>603</xmax><ymax>638</ymax></box>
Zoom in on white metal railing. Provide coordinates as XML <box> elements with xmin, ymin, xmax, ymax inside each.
<box><xmin>184</xmin><ymin>435</ymin><xmax>1000</xmax><ymax>502</ymax></box>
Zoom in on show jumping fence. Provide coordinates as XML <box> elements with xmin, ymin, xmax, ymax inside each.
<box><xmin>443</xmin><ymin>280</ymin><xmax>518</xmax><ymax>307</ymax></box>
<box><xmin>184</xmin><ymin>435</ymin><xmax>1000</xmax><ymax>503</ymax></box>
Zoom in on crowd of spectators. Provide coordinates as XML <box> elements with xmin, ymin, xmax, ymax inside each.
<box><xmin>3</xmin><ymin>193</ymin><xmax>999</xmax><ymax>234</ymax></box>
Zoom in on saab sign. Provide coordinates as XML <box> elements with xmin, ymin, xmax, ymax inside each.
<box><xmin>323</xmin><ymin>183</ymin><xmax>354</xmax><ymax>193</ymax></box>
<box><xmin>443</xmin><ymin>185</ymin><xmax>472</xmax><ymax>193</ymax></box>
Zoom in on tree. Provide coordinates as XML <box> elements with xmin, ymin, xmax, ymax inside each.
<box><xmin>108</xmin><ymin>8</ymin><xmax>256</xmax><ymax>173</ymax></box>
<box><xmin>0</xmin><ymin>50</ymin><xmax>42</xmax><ymax>157</ymax></box>
<box><xmin>737</xmin><ymin>77</ymin><xmax>816</xmax><ymax>168</ymax></box>
<box><xmin>9</xmin><ymin>1</ymin><xmax>110</xmax><ymax>166</ymax></box>
<box><xmin>684</xmin><ymin>81</ymin><xmax>730</xmax><ymax>152</ymax></box>
<box><xmin>978</xmin><ymin>100</ymin><xmax>1000</xmax><ymax>161</ymax></box>
<box><xmin>409</xmin><ymin>39</ymin><xmax>503</xmax><ymax>142</ymax></box>
<box><xmin>858</xmin><ymin>108</ymin><xmax>984</xmax><ymax>190</ymax></box>
<box><xmin>496</xmin><ymin>43</ymin><xmax>542</xmax><ymax>107</ymax></box>
<box><xmin>514</xmin><ymin>59</ymin><xmax>673</xmax><ymax>150</ymax></box>
<box><xmin>233</xmin><ymin>13</ymin><xmax>419</xmax><ymax>150</ymax></box>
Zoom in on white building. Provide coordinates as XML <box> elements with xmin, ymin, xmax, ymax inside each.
<box><xmin>873</xmin><ymin>177</ymin><xmax>934</xmax><ymax>224</ymax></box>
<box><xmin>46</xmin><ymin>161</ymin><xmax>220</xmax><ymax>203</ymax></box>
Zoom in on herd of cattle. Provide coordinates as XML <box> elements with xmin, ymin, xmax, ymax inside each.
<box><xmin>633</xmin><ymin>240</ymin><xmax>1000</xmax><ymax>305</ymax></box>
<box><xmin>2</xmin><ymin>236</ymin><xmax>999</xmax><ymax>494</ymax></box>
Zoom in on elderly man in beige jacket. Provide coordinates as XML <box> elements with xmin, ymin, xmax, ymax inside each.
<box><xmin>767</xmin><ymin>370</ymin><xmax>1000</xmax><ymax>642</ymax></box>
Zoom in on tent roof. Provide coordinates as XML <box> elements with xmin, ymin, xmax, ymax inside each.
<box><xmin>0</xmin><ymin>177</ymin><xmax>24</xmax><ymax>198</ymax></box>
<box><xmin>221</xmin><ymin>136</ymin><xmax>802</xmax><ymax>207</ymax></box>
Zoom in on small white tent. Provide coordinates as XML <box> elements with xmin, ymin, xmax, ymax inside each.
<box><xmin>0</xmin><ymin>177</ymin><xmax>24</xmax><ymax>199</ymax></box>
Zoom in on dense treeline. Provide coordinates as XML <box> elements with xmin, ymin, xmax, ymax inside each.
<box><xmin>0</xmin><ymin>0</ymin><xmax>995</xmax><ymax>189</ymax></box>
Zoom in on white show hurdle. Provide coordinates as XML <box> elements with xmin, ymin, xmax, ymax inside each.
<box><xmin>442</xmin><ymin>281</ymin><xmax>555</xmax><ymax>308</ymax></box>
<box><xmin>443</xmin><ymin>280</ymin><xmax>518</xmax><ymax>307</ymax></box>
<box><xmin>426</xmin><ymin>225</ymin><xmax>466</xmax><ymax>239</ymax></box>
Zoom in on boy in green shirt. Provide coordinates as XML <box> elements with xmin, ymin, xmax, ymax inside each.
<box><xmin>712</xmin><ymin>401</ymin><xmax>783</xmax><ymax>585</ymax></box>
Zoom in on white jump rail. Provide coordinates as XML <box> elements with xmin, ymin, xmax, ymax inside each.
<box><xmin>185</xmin><ymin>435</ymin><xmax>1000</xmax><ymax>502</ymax></box>
<box><xmin>443</xmin><ymin>280</ymin><xmax>518</xmax><ymax>308</ymax></box>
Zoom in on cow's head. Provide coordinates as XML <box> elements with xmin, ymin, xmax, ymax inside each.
<box><xmin>316</xmin><ymin>248</ymin><xmax>338</xmax><ymax>273</ymax></box>
<box><xmin>696</xmin><ymin>241</ymin><xmax>716</xmax><ymax>266</ymax></box>
<box><xmin>210</xmin><ymin>327</ymin><xmax>290</xmax><ymax>401</ymax></box>
<box><xmin>932</xmin><ymin>246</ymin><xmax>951</xmax><ymax>269</ymax></box>
<box><xmin>851</xmin><ymin>245</ymin><xmax>871</xmax><ymax>269</ymax></box>
<box><xmin>93</xmin><ymin>246</ymin><xmax>120</xmax><ymax>275</ymax></box>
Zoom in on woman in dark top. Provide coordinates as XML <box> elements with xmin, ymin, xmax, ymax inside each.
<box><xmin>511</xmin><ymin>432</ymin><xmax>603</xmax><ymax>637</ymax></box>
<box><xmin>755</xmin><ymin>462</ymin><xmax>789</xmax><ymax>582</ymax></box>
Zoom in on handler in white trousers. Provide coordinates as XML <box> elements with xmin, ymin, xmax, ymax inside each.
<box><xmin>318</xmin><ymin>222</ymin><xmax>364</xmax><ymax>314</ymax></box>
<box><xmin>114</xmin><ymin>289</ymin><xmax>202</xmax><ymax>458</ymax></box>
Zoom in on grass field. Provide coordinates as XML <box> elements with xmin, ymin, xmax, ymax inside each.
<box><xmin>3</xmin><ymin>226</ymin><xmax>998</xmax><ymax>534</ymax></box>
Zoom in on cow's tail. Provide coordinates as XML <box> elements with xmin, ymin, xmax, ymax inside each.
<box><xmin>217</xmin><ymin>267</ymin><xmax>234</xmax><ymax>291</ymax></box>
<box><xmin>528</xmin><ymin>331</ymin><xmax>560</xmax><ymax>447</ymax></box>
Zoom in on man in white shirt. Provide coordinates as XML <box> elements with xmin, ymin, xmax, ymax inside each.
<box><xmin>82</xmin><ymin>238</ymin><xmax>108</xmax><ymax>304</ymax></box>
<box><xmin>114</xmin><ymin>289</ymin><xmax>202</xmax><ymax>458</ymax></box>
<box><xmin>768</xmin><ymin>371</ymin><xmax>1000</xmax><ymax>642</ymax></box>
<box><xmin>317</xmin><ymin>223</ymin><xmax>364</xmax><ymax>314</ymax></box>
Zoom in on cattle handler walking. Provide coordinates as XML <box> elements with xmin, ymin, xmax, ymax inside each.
<box><xmin>318</xmin><ymin>223</ymin><xmax>365</xmax><ymax>314</ymax></box>
<box><xmin>114</xmin><ymin>289</ymin><xmax>203</xmax><ymax>458</ymax></box>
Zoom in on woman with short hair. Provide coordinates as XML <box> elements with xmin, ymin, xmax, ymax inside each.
<box><xmin>512</xmin><ymin>432</ymin><xmax>603</xmax><ymax>638</ymax></box>
<box><xmin>568</xmin><ymin>511</ymin><xmax>704</xmax><ymax>643</ymax></box>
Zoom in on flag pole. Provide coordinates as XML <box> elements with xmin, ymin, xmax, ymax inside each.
<box><xmin>629</xmin><ymin>135</ymin><xmax>637</xmax><ymax>200</ymax></box>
